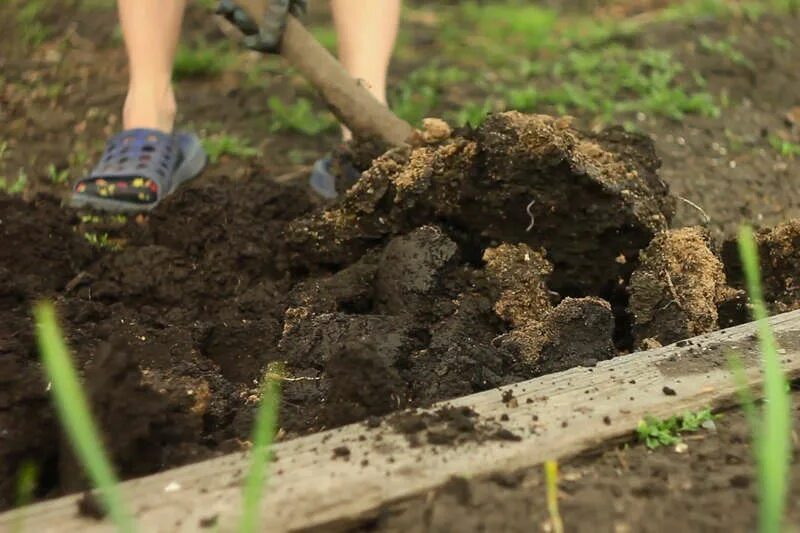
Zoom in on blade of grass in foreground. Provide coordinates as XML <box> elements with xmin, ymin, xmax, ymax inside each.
<box><xmin>737</xmin><ymin>226</ymin><xmax>792</xmax><ymax>533</ymax></box>
<box><xmin>33</xmin><ymin>301</ymin><xmax>135</xmax><ymax>533</ymax></box>
<box><xmin>544</xmin><ymin>460</ymin><xmax>564</xmax><ymax>533</ymax></box>
<box><xmin>238</xmin><ymin>362</ymin><xmax>282</xmax><ymax>533</ymax></box>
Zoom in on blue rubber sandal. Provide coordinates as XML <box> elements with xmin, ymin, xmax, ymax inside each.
<box><xmin>71</xmin><ymin>128</ymin><xmax>207</xmax><ymax>213</ymax></box>
<box><xmin>309</xmin><ymin>155</ymin><xmax>361</xmax><ymax>199</ymax></box>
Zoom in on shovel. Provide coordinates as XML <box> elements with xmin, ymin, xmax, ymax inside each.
<box><xmin>231</xmin><ymin>0</ymin><xmax>414</xmax><ymax>148</ymax></box>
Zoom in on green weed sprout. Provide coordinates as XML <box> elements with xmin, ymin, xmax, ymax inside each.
<box><xmin>238</xmin><ymin>363</ymin><xmax>282</xmax><ymax>533</ymax></box>
<box><xmin>33</xmin><ymin>302</ymin><xmax>135</xmax><ymax>533</ymax></box>
<box><xmin>735</xmin><ymin>225</ymin><xmax>792</xmax><ymax>533</ymax></box>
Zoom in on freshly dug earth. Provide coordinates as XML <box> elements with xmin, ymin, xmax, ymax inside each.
<box><xmin>0</xmin><ymin>112</ymin><xmax>680</xmax><ymax>508</ymax></box>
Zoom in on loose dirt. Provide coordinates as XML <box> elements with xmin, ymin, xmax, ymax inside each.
<box><xmin>348</xmin><ymin>390</ymin><xmax>800</xmax><ymax>533</ymax></box>
<box><xmin>2</xmin><ymin>2</ymin><xmax>800</xmax><ymax>529</ymax></box>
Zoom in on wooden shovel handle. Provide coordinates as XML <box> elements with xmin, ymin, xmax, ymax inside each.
<box><xmin>233</xmin><ymin>0</ymin><xmax>414</xmax><ymax>147</ymax></box>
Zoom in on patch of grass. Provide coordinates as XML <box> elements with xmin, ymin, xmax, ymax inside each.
<box><xmin>636</xmin><ymin>409</ymin><xmax>715</xmax><ymax>449</ymax></box>
<box><xmin>267</xmin><ymin>97</ymin><xmax>337</xmax><ymax>136</ymax></box>
<box><xmin>16</xmin><ymin>0</ymin><xmax>50</xmax><ymax>46</ymax></box>
<box><xmin>734</xmin><ymin>226</ymin><xmax>792</xmax><ymax>533</ymax></box>
<box><xmin>173</xmin><ymin>42</ymin><xmax>232</xmax><ymax>80</ymax></box>
<box><xmin>698</xmin><ymin>35</ymin><xmax>753</xmax><ymax>68</ymax></box>
<box><xmin>0</xmin><ymin>170</ymin><xmax>28</xmax><ymax>195</ymax></box>
<box><xmin>531</xmin><ymin>47</ymin><xmax>719</xmax><ymax>121</ymax></box>
<box><xmin>83</xmin><ymin>232</ymin><xmax>121</xmax><ymax>251</ymax></box>
<box><xmin>33</xmin><ymin>302</ymin><xmax>135</xmax><ymax>533</ymax></box>
<box><xmin>771</xmin><ymin>36</ymin><xmax>791</xmax><ymax>50</ymax></box>
<box><xmin>769</xmin><ymin>135</ymin><xmax>800</xmax><ymax>158</ymax></box>
<box><xmin>239</xmin><ymin>363</ymin><xmax>282</xmax><ymax>533</ymax></box>
<box><xmin>459</xmin><ymin>2</ymin><xmax>557</xmax><ymax>52</ymax></box>
<box><xmin>448</xmin><ymin>99</ymin><xmax>496</xmax><ymax>127</ymax></box>
<box><xmin>202</xmin><ymin>133</ymin><xmax>260</xmax><ymax>163</ymax></box>
<box><xmin>47</xmin><ymin>164</ymin><xmax>70</xmax><ymax>185</ymax></box>
<box><xmin>391</xmin><ymin>85</ymin><xmax>439</xmax><ymax>127</ymax></box>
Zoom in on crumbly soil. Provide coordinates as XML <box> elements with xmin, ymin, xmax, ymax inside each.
<box><xmin>1</xmin><ymin>1</ymin><xmax>800</xmax><ymax>530</ymax></box>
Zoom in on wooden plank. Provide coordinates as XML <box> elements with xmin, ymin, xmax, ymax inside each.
<box><xmin>4</xmin><ymin>310</ymin><xmax>800</xmax><ymax>533</ymax></box>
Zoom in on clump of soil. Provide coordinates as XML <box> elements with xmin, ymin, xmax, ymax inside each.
<box><xmin>747</xmin><ymin>220</ymin><xmax>800</xmax><ymax>312</ymax></box>
<box><xmin>499</xmin><ymin>297</ymin><xmax>617</xmax><ymax>375</ymax></box>
<box><xmin>286</xmin><ymin>111</ymin><xmax>675</xmax><ymax>297</ymax></box>
<box><xmin>629</xmin><ymin>227</ymin><xmax>735</xmax><ymax>347</ymax></box>
<box><xmin>483</xmin><ymin>243</ymin><xmax>553</xmax><ymax>327</ymax></box>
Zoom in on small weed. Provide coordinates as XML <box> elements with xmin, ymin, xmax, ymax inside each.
<box><xmin>771</xmin><ymin>36</ymin><xmax>791</xmax><ymax>50</ymax></box>
<box><xmin>698</xmin><ymin>36</ymin><xmax>753</xmax><ymax>68</ymax></box>
<box><xmin>202</xmin><ymin>133</ymin><xmax>260</xmax><ymax>163</ymax></box>
<box><xmin>173</xmin><ymin>42</ymin><xmax>232</xmax><ymax>80</ymax></box>
<box><xmin>83</xmin><ymin>232</ymin><xmax>121</xmax><ymax>251</ymax></box>
<box><xmin>267</xmin><ymin>97</ymin><xmax>337</xmax><ymax>136</ymax></box>
<box><xmin>391</xmin><ymin>85</ymin><xmax>439</xmax><ymax>126</ymax></box>
<box><xmin>636</xmin><ymin>409</ymin><xmax>714</xmax><ymax>449</ymax></box>
<box><xmin>769</xmin><ymin>135</ymin><xmax>800</xmax><ymax>158</ymax></box>
<box><xmin>16</xmin><ymin>0</ymin><xmax>50</xmax><ymax>46</ymax></box>
<box><xmin>47</xmin><ymin>164</ymin><xmax>70</xmax><ymax>185</ymax></box>
<box><xmin>0</xmin><ymin>170</ymin><xmax>28</xmax><ymax>195</ymax></box>
<box><xmin>448</xmin><ymin>99</ymin><xmax>496</xmax><ymax>127</ymax></box>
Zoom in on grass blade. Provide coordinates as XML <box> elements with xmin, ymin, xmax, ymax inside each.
<box><xmin>737</xmin><ymin>225</ymin><xmax>792</xmax><ymax>533</ymax></box>
<box><xmin>238</xmin><ymin>362</ymin><xmax>282</xmax><ymax>533</ymax></box>
<box><xmin>33</xmin><ymin>301</ymin><xmax>135</xmax><ymax>533</ymax></box>
<box><xmin>544</xmin><ymin>459</ymin><xmax>564</xmax><ymax>533</ymax></box>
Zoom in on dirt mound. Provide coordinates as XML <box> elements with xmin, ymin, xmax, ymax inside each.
<box><xmin>629</xmin><ymin>227</ymin><xmax>735</xmax><ymax>347</ymax></box>
<box><xmin>1</xmin><ymin>111</ymin><xmax>750</xmax><ymax>510</ymax></box>
<box><xmin>287</xmin><ymin>111</ymin><xmax>675</xmax><ymax>296</ymax></box>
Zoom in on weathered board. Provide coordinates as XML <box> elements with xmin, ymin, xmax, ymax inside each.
<box><xmin>4</xmin><ymin>310</ymin><xmax>800</xmax><ymax>533</ymax></box>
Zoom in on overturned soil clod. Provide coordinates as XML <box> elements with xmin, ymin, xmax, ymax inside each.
<box><xmin>629</xmin><ymin>227</ymin><xmax>735</xmax><ymax>348</ymax></box>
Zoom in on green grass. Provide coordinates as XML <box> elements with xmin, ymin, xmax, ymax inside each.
<box><xmin>173</xmin><ymin>42</ymin><xmax>232</xmax><ymax>80</ymax></box>
<box><xmin>202</xmin><ymin>133</ymin><xmax>260</xmax><ymax>163</ymax></box>
<box><xmin>769</xmin><ymin>135</ymin><xmax>800</xmax><ymax>158</ymax></box>
<box><xmin>47</xmin><ymin>164</ymin><xmax>70</xmax><ymax>185</ymax></box>
<box><xmin>11</xmin><ymin>461</ymin><xmax>38</xmax><ymax>533</ymax></box>
<box><xmin>267</xmin><ymin>97</ymin><xmax>337</xmax><ymax>136</ymax></box>
<box><xmin>16</xmin><ymin>0</ymin><xmax>50</xmax><ymax>46</ymax></box>
<box><xmin>734</xmin><ymin>226</ymin><xmax>792</xmax><ymax>533</ymax></box>
<box><xmin>83</xmin><ymin>232</ymin><xmax>121</xmax><ymax>251</ymax></box>
<box><xmin>239</xmin><ymin>363</ymin><xmax>282</xmax><ymax>533</ymax></box>
<box><xmin>698</xmin><ymin>35</ymin><xmax>753</xmax><ymax>68</ymax></box>
<box><xmin>636</xmin><ymin>409</ymin><xmax>715</xmax><ymax>449</ymax></box>
<box><xmin>0</xmin><ymin>170</ymin><xmax>28</xmax><ymax>195</ymax></box>
<box><xmin>33</xmin><ymin>302</ymin><xmax>135</xmax><ymax>533</ymax></box>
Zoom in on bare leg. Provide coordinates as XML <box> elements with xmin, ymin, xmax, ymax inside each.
<box><xmin>118</xmin><ymin>0</ymin><xmax>187</xmax><ymax>133</ymax></box>
<box><xmin>330</xmin><ymin>0</ymin><xmax>401</xmax><ymax>140</ymax></box>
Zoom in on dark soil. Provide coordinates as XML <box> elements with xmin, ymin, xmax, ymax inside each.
<box><xmin>1</xmin><ymin>1</ymin><xmax>800</xmax><ymax>529</ymax></box>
